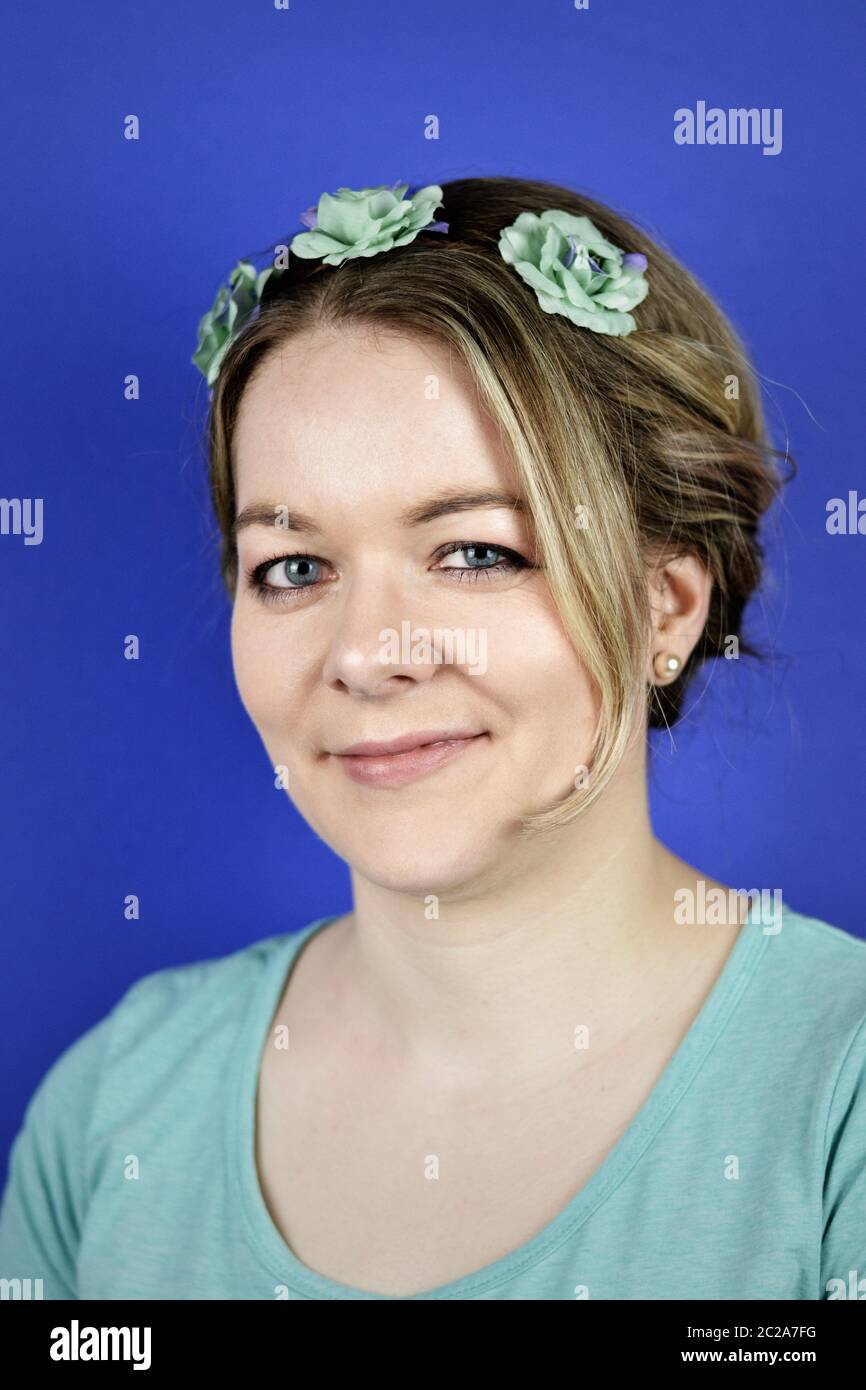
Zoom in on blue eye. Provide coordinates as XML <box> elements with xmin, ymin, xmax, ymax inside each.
<box><xmin>245</xmin><ymin>551</ymin><xmax>333</xmax><ymax>606</ymax></box>
<box><xmin>263</xmin><ymin>555</ymin><xmax>323</xmax><ymax>588</ymax></box>
<box><xmin>245</xmin><ymin>541</ymin><xmax>532</xmax><ymax>606</ymax></box>
<box><xmin>435</xmin><ymin>542</ymin><xmax>527</xmax><ymax>580</ymax></box>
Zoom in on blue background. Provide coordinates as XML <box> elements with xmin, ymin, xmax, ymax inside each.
<box><xmin>1</xmin><ymin>0</ymin><xmax>864</xmax><ymax>1177</ymax></box>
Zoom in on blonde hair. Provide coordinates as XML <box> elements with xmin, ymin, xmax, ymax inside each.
<box><xmin>202</xmin><ymin>175</ymin><xmax>791</xmax><ymax>837</ymax></box>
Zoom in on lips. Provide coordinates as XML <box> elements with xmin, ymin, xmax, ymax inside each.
<box><xmin>337</xmin><ymin>730</ymin><xmax>483</xmax><ymax>757</ymax></box>
<box><xmin>333</xmin><ymin>730</ymin><xmax>488</xmax><ymax>788</ymax></box>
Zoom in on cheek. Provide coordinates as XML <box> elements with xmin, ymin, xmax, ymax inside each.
<box><xmin>490</xmin><ymin>607</ymin><xmax>599</xmax><ymax>762</ymax></box>
<box><xmin>489</xmin><ymin>603</ymin><xmax>596</xmax><ymax>710</ymax></box>
<box><xmin>229</xmin><ymin>605</ymin><xmax>306</xmax><ymax>735</ymax></box>
<box><xmin>229</xmin><ymin>608</ymin><xmax>265</xmax><ymax>726</ymax></box>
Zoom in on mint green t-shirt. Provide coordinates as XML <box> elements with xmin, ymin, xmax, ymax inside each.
<box><xmin>2</xmin><ymin>903</ymin><xmax>865</xmax><ymax>1301</ymax></box>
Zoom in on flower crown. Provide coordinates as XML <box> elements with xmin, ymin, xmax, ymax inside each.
<box><xmin>192</xmin><ymin>181</ymin><xmax>650</xmax><ymax>387</ymax></box>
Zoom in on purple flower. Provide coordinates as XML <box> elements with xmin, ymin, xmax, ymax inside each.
<box><xmin>562</xmin><ymin>235</ymin><xmax>604</xmax><ymax>272</ymax></box>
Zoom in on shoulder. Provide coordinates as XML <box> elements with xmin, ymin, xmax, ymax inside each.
<box><xmin>733</xmin><ymin>905</ymin><xmax>866</xmax><ymax>1152</ymax></box>
<box><xmin>102</xmin><ymin>928</ymin><xmax>296</xmax><ymax>1049</ymax></box>
<box><xmin>0</xmin><ymin>926</ymin><xmax>318</xmax><ymax>1296</ymax></box>
<box><xmin>85</xmin><ymin>923</ymin><xmax>340</xmax><ymax>1115</ymax></box>
<box><xmin>760</xmin><ymin>905</ymin><xmax>866</xmax><ymax>1044</ymax></box>
<box><xmin>763</xmin><ymin>907</ymin><xmax>866</xmax><ymax>1201</ymax></box>
<box><xmin>8</xmin><ymin>926</ymin><xmax>315</xmax><ymax>1149</ymax></box>
<box><xmin>785</xmin><ymin>908</ymin><xmax>866</xmax><ymax>1107</ymax></box>
<box><xmin>783</xmin><ymin>915</ymin><xmax>866</xmax><ymax>1293</ymax></box>
<box><xmin>774</xmin><ymin>904</ymin><xmax>866</xmax><ymax>968</ymax></box>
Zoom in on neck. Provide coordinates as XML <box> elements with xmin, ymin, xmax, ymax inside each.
<box><xmin>318</xmin><ymin>749</ymin><xmax>739</xmax><ymax>1082</ymax></box>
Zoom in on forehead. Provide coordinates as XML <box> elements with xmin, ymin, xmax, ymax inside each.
<box><xmin>232</xmin><ymin>324</ymin><xmax>515</xmax><ymax>511</ymax></box>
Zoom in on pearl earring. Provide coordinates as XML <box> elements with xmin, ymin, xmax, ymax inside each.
<box><xmin>654</xmin><ymin>651</ymin><xmax>682</xmax><ymax>681</ymax></box>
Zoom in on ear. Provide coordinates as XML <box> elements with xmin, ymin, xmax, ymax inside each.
<box><xmin>645</xmin><ymin>553</ymin><xmax>713</xmax><ymax>685</ymax></box>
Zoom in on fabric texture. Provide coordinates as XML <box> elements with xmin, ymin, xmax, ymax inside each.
<box><xmin>1</xmin><ymin>902</ymin><xmax>865</xmax><ymax>1301</ymax></box>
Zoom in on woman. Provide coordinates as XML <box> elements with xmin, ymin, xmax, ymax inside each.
<box><xmin>2</xmin><ymin>176</ymin><xmax>864</xmax><ymax>1301</ymax></box>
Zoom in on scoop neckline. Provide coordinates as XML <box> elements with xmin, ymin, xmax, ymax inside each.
<box><xmin>229</xmin><ymin>902</ymin><xmax>777</xmax><ymax>1300</ymax></box>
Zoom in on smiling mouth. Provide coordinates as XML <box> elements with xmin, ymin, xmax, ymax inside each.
<box><xmin>333</xmin><ymin>732</ymin><xmax>489</xmax><ymax>788</ymax></box>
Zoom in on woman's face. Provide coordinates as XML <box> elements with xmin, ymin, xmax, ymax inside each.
<box><xmin>230</xmin><ymin>324</ymin><xmax>600</xmax><ymax>895</ymax></box>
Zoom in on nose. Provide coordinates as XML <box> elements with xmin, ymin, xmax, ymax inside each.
<box><xmin>320</xmin><ymin>566</ymin><xmax>440</xmax><ymax>699</ymax></box>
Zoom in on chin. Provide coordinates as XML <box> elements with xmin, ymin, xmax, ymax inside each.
<box><xmin>326</xmin><ymin>822</ymin><xmax>510</xmax><ymax>900</ymax></box>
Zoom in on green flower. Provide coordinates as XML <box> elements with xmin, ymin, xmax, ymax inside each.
<box><xmin>498</xmin><ymin>210</ymin><xmax>649</xmax><ymax>336</ymax></box>
<box><xmin>290</xmin><ymin>182</ymin><xmax>445</xmax><ymax>266</ymax></box>
<box><xmin>191</xmin><ymin>260</ymin><xmax>280</xmax><ymax>387</ymax></box>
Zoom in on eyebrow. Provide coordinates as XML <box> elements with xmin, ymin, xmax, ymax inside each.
<box><xmin>232</xmin><ymin>489</ymin><xmax>525</xmax><ymax>539</ymax></box>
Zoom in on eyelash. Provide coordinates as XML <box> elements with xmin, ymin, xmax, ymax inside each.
<box><xmin>245</xmin><ymin>541</ymin><xmax>532</xmax><ymax>606</ymax></box>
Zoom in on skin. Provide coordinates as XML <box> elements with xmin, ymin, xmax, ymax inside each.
<box><xmin>231</xmin><ymin>321</ymin><xmax>744</xmax><ymax>1107</ymax></box>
